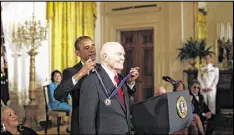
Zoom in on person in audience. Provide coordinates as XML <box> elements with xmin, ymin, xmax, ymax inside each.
<box><xmin>48</xmin><ymin>70</ymin><xmax>72</xmax><ymax>132</ymax></box>
<box><xmin>1</xmin><ymin>107</ymin><xmax>38</xmax><ymax>135</ymax></box>
<box><xmin>197</xmin><ymin>54</ymin><xmax>219</xmax><ymax>115</ymax></box>
<box><xmin>189</xmin><ymin>80</ymin><xmax>212</xmax><ymax>135</ymax></box>
<box><xmin>176</xmin><ymin>80</ymin><xmax>186</xmax><ymax>91</ymax></box>
<box><xmin>154</xmin><ymin>86</ymin><xmax>167</xmax><ymax>96</ymax></box>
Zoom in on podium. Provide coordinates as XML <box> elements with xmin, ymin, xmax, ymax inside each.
<box><xmin>132</xmin><ymin>90</ymin><xmax>193</xmax><ymax>134</ymax></box>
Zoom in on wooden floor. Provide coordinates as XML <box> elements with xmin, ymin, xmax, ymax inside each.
<box><xmin>36</xmin><ymin>124</ymin><xmax>69</xmax><ymax>135</ymax></box>
<box><xmin>35</xmin><ymin>122</ymin><xmax>233</xmax><ymax>135</ymax></box>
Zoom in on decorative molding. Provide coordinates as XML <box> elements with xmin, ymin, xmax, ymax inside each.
<box><xmin>105</xmin><ymin>6</ymin><xmax>161</xmax><ymax>16</ymax></box>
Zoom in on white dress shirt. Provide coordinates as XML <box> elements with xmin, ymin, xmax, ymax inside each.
<box><xmin>101</xmin><ymin>64</ymin><xmax>135</xmax><ymax>89</ymax></box>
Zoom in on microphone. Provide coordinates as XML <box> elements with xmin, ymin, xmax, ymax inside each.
<box><xmin>162</xmin><ymin>76</ymin><xmax>180</xmax><ymax>91</ymax></box>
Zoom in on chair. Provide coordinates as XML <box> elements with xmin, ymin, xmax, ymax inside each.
<box><xmin>220</xmin><ymin>109</ymin><xmax>233</xmax><ymax>129</ymax></box>
<box><xmin>43</xmin><ymin>85</ymin><xmax>68</xmax><ymax>135</ymax></box>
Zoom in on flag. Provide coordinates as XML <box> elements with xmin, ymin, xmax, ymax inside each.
<box><xmin>1</xmin><ymin>6</ymin><xmax>10</xmax><ymax>106</ymax></box>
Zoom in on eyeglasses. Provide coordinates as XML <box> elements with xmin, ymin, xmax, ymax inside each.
<box><xmin>193</xmin><ymin>86</ymin><xmax>200</xmax><ymax>90</ymax></box>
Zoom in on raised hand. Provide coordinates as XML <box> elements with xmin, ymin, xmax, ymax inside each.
<box><xmin>128</xmin><ymin>67</ymin><xmax>140</xmax><ymax>82</ymax></box>
<box><xmin>80</xmin><ymin>59</ymin><xmax>96</xmax><ymax>76</ymax></box>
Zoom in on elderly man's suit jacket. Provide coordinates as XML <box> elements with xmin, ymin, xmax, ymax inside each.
<box><xmin>79</xmin><ymin>65</ymin><xmax>133</xmax><ymax>134</ymax></box>
<box><xmin>54</xmin><ymin>62</ymin><xmax>135</xmax><ymax>134</ymax></box>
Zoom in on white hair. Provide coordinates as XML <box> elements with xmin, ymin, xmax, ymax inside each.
<box><xmin>1</xmin><ymin>106</ymin><xmax>9</xmax><ymax>122</ymax></box>
<box><xmin>100</xmin><ymin>42</ymin><xmax>123</xmax><ymax>64</ymax></box>
<box><xmin>158</xmin><ymin>86</ymin><xmax>166</xmax><ymax>91</ymax></box>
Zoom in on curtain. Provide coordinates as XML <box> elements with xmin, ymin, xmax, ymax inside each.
<box><xmin>197</xmin><ymin>11</ymin><xmax>208</xmax><ymax>40</ymax></box>
<box><xmin>194</xmin><ymin>2</ymin><xmax>208</xmax><ymax>68</ymax></box>
<box><xmin>46</xmin><ymin>2</ymin><xmax>97</xmax><ymax>72</ymax></box>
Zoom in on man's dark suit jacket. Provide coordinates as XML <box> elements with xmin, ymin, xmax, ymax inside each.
<box><xmin>54</xmin><ymin>62</ymin><xmax>136</xmax><ymax>134</ymax></box>
<box><xmin>79</xmin><ymin>65</ymin><xmax>133</xmax><ymax>134</ymax></box>
<box><xmin>189</xmin><ymin>91</ymin><xmax>210</xmax><ymax>121</ymax></box>
<box><xmin>54</xmin><ymin>62</ymin><xmax>84</xmax><ymax>134</ymax></box>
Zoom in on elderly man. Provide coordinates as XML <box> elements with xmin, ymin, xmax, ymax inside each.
<box><xmin>1</xmin><ymin>107</ymin><xmax>37</xmax><ymax>135</ymax></box>
<box><xmin>79</xmin><ymin>42</ymin><xmax>139</xmax><ymax>134</ymax></box>
<box><xmin>154</xmin><ymin>86</ymin><xmax>166</xmax><ymax>96</ymax></box>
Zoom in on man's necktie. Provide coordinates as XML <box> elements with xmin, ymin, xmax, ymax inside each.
<box><xmin>114</xmin><ymin>75</ymin><xmax>126</xmax><ymax>111</ymax></box>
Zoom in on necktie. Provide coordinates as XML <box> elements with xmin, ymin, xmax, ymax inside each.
<box><xmin>114</xmin><ymin>75</ymin><xmax>126</xmax><ymax>111</ymax></box>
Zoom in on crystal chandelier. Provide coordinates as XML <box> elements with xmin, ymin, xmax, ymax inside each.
<box><xmin>12</xmin><ymin>5</ymin><xmax>47</xmax><ymax>106</ymax></box>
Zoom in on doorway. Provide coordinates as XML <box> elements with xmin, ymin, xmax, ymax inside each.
<box><xmin>121</xmin><ymin>29</ymin><xmax>154</xmax><ymax>102</ymax></box>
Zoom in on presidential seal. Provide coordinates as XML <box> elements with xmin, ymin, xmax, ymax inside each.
<box><xmin>176</xmin><ymin>96</ymin><xmax>188</xmax><ymax>119</ymax></box>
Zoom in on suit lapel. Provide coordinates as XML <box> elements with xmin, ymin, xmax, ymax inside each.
<box><xmin>98</xmin><ymin>66</ymin><xmax>126</xmax><ymax>112</ymax></box>
<box><xmin>73</xmin><ymin>61</ymin><xmax>83</xmax><ymax>71</ymax></box>
<box><xmin>98</xmin><ymin>66</ymin><xmax>115</xmax><ymax>95</ymax></box>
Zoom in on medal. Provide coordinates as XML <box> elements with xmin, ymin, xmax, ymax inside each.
<box><xmin>94</xmin><ymin>68</ymin><xmax>131</xmax><ymax>106</ymax></box>
<box><xmin>104</xmin><ymin>98</ymin><xmax>111</xmax><ymax>106</ymax></box>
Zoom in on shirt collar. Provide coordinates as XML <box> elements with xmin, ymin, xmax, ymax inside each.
<box><xmin>101</xmin><ymin>64</ymin><xmax>117</xmax><ymax>86</ymax></box>
<box><xmin>191</xmin><ymin>91</ymin><xmax>198</xmax><ymax>96</ymax></box>
<box><xmin>206</xmin><ymin>63</ymin><xmax>213</xmax><ymax>68</ymax></box>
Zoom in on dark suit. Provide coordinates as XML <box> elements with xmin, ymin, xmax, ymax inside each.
<box><xmin>79</xmin><ymin>65</ymin><xmax>133</xmax><ymax>134</ymax></box>
<box><xmin>54</xmin><ymin>62</ymin><xmax>84</xmax><ymax>134</ymax></box>
<box><xmin>190</xmin><ymin>91</ymin><xmax>210</xmax><ymax>121</ymax></box>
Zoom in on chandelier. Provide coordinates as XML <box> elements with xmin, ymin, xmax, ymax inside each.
<box><xmin>12</xmin><ymin>8</ymin><xmax>47</xmax><ymax>106</ymax></box>
<box><xmin>12</xmin><ymin>13</ymin><xmax>47</xmax><ymax>51</ymax></box>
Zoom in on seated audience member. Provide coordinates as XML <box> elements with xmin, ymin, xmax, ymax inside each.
<box><xmin>189</xmin><ymin>80</ymin><xmax>212</xmax><ymax>135</ymax></box>
<box><xmin>1</xmin><ymin>107</ymin><xmax>38</xmax><ymax>135</ymax></box>
<box><xmin>176</xmin><ymin>80</ymin><xmax>186</xmax><ymax>91</ymax></box>
<box><xmin>154</xmin><ymin>86</ymin><xmax>167</xmax><ymax>96</ymax></box>
<box><xmin>48</xmin><ymin>70</ymin><xmax>72</xmax><ymax>131</ymax></box>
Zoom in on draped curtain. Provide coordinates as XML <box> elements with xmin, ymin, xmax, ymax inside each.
<box><xmin>194</xmin><ymin>2</ymin><xmax>208</xmax><ymax>68</ymax></box>
<box><xmin>46</xmin><ymin>2</ymin><xmax>97</xmax><ymax>72</ymax></box>
<box><xmin>197</xmin><ymin>10</ymin><xmax>208</xmax><ymax>40</ymax></box>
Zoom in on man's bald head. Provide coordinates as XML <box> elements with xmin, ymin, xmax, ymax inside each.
<box><xmin>155</xmin><ymin>86</ymin><xmax>167</xmax><ymax>96</ymax></box>
<box><xmin>100</xmin><ymin>42</ymin><xmax>125</xmax><ymax>61</ymax></box>
<box><xmin>100</xmin><ymin>42</ymin><xmax>125</xmax><ymax>73</ymax></box>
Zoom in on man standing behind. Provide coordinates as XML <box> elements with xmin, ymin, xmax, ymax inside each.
<box><xmin>54</xmin><ymin>36</ymin><xmax>96</xmax><ymax>134</ymax></box>
<box><xmin>79</xmin><ymin>42</ymin><xmax>139</xmax><ymax>134</ymax></box>
<box><xmin>154</xmin><ymin>86</ymin><xmax>167</xmax><ymax>96</ymax></box>
<box><xmin>197</xmin><ymin>54</ymin><xmax>219</xmax><ymax>115</ymax></box>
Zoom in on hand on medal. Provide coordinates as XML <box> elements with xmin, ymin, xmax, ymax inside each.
<box><xmin>80</xmin><ymin>59</ymin><xmax>96</xmax><ymax>76</ymax></box>
<box><xmin>128</xmin><ymin>67</ymin><xmax>140</xmax><ymax>82</ymax></box>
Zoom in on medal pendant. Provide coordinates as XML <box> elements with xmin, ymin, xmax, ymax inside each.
<box><xmin>104</xmin><ymin>98</ymin><xmax>111</xmax><ymax>106</ymax></box>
